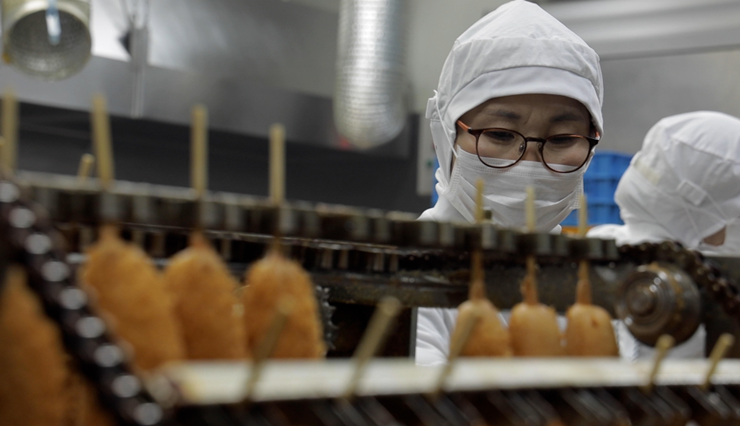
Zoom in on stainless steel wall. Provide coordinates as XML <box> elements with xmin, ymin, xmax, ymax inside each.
<box><xmin>146</xmin><ymin>0</ymin><xmax>339</xmax><ymax>98</ymax></box>
<box><xmin>543</xmin><ymin>0</ymin><xmax>740</xmax><ymax>155</ymax></box>
<box><xmin>0</xmin><ymin>0</ymin><xmax>411</xmax><ymax>157</ymax></box>
<box><xmin>598</xmin><ymin>48</ymin><xmax>740</xmax><ymax>154</ymax></box>
<box><xmin>91</xmin><ymin>0</ymin><xmax>340</xmax><ymax>98</ymax></box>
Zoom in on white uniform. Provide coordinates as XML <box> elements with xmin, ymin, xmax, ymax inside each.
<box><xmin>415</xmin><ymin>0</ymin><xmax>604</xmax><ymax>366</ymax></box>
<box><xmin>589</xmin><ymin>111</ymin><xmax>740</xmax><ymax>360</ymax></box>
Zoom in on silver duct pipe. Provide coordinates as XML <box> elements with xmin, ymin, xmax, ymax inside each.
<box><xmin>2</xmin><ymin>0</ymin><xmax>91</xmax><ymax>80</ymax></box>
<box><xmin>334</xmin><ymin>0</ymin><xmax>408</xmax><ymax>149</ymax></box>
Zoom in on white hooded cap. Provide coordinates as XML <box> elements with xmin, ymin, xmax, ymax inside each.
<box><xmin>613</xmin><ymin>111</ymin><xmax>740</xmax><ymax>249</ymax></box>
<box><xmin>701</xmin><ymin>218</ymin><xmax>740</xmax><ymax>256</ymax></box>
<box><xmin>426</xmin><ymin>0</ymin><xmax>604</xmax><ymax>193</ymax></box>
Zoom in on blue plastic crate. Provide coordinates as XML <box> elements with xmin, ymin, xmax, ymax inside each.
<box><xmin>590</xmin><ymin>202</ymin><xmax>622</xmax><ymax>224</ymax></box>
<box><xmin>584</xmin><ymin>176</ymin><xmax>621</xmax><ymax>202</ymax></box>
<box><xmin>431</xmin><ymin>158</ymin><xmax>439</xmax><ymax>206</ymax></box>
<box><xmin>587</xmin><ymin>151</ymin><xmax>631</xmax><ymax>179</ymax></box>
<box><xmin>561</xmin><ymin>202</ymin><xmax>623</xmax><ymax>226</ymax></box>
<box><xmin>561</xmin><ymin>209</ymin><xmax>578</xmax><ymax>226</ymax></box>
<box><xmin>572</xmin><ymin>151</ymin><xmax>632</xmax><ymax>225</ymax></box>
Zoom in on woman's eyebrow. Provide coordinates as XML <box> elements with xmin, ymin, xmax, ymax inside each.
<box><xmin>551</xmin><ymin>111</ymin><xmax>588</xmax><ymax>123</ymax></box>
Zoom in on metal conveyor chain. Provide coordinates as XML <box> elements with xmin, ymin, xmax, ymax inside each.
<box><xmin>0</xmin><ymin>180</ymin><xmax>173</xmax><ymax>426</ymax></box>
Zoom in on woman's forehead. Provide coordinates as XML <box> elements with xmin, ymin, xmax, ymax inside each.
<box><xmin>463</xmin><ymin>94</ymin><xmax>591</xmax><ymax>124</ymax></box>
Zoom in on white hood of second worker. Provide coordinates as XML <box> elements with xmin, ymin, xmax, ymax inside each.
<box><xmin>426</xmin><ymin>0</ymin><xmax>604</xmax><ymax>199</ymax></box>
<box><xmin>609</xmin><ymin>111</ymin><xmax>740</xmax><ymax>250</ymax></box>
<box><xmin>700</xmin><ymin>218</ymin><xmax>740</xmax><ymax>256</ymax></box>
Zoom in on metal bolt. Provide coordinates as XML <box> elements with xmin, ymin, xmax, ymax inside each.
<box><xmin>338</xmin><ymin>250</ymin><xmax>349</xmax><ymax>270</ymax></box>
<box><xmin>26</xmin><ymin>233</ymin><xmax>52</xmax><ymax>254</ymax></box>
<box><xmin>320</xmin><ymin>249</ymin><xmax>333</xmax><ymax>270</ymax></box>
<box><xmin>41</xmin><ymin>261</ymin><xmax>69</xmax><ymax>282</ymax></box>
<box><xmin>0</xmin><ymin>182</ymin><xmax>19</xmax><ymax>202</ymax></box>
<box><xmin>59</xmin><ymin>287</ymin><xmax>87</xmax><ymax>310</ymax></box>
<box><xmin>373</xmin><ymin>252</ymin><xmax>385</xmax><ymax>272</ymax></box>
<box><xmin>9</xmin><ymin>207</ymin><xmax>35</xmax><ymax>228</ymax></box>
<box><xmin>133</xmin><ymin>403</ymin><xmax>163</xmax><ymax>425</ymax></box>
<box><xmin>76</xmin><ymin>316</ymin><xmax>106</xmax><ymax>338</ymax></box>
<box><xmin>93</xmin><ymin>344</ymin><xmax>124</xmax><ymax>367</ymax></box>
<box><xmin>389</xmin><ymin>253</ymin><xmax>399</xmax><ymax>273</ymax></box>
<box><xmin>112</xmin><ymin>375</ymin><xmax>141</xmax><ymax>398</ymax></box>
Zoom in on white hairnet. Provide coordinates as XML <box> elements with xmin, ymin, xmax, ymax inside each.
<box><xmin>426</xmin><ymin>0</ymin><xmax>604</xmax><ymax>194</ymax></box>
<box><xmin>615</xmin><ymin>111</ymin><xmax>740</xmax><ymax>249</ymax></box>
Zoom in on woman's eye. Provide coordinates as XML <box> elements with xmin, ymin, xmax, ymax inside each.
<box><xmin>548</xmin><ymin>136</ymin><xmax>580</xmax><ymax>146</ymax></box>
<box><xmin>483</xmin><ymin>130</ymin><xmax>517</xmax><ymax>143</ymax></box>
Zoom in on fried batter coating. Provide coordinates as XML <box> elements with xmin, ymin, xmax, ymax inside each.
<box><xmin>165</xmin><ymin>232</ymin><xmax>247</xmax><ymax>359</ymax></box>
<box><xmin>509</xmin><ymin>260</ymin><xmax>564</xmax><ymax>357</ymax></box>
<box><xmin>0</xmin><ymin>266</ymin><xmax>70</xmax><ymax>426</ymax></box>
<box><xmin>451</xmin><ymin>252</ymin><xmax>512</xmax><ymax>357</ymax></box>
<box><xmin>564</xmin><ymin>262</ymin><xmax>618</xmax><ymax>357</ymax></box>
<box><xmin>242</xmin><ymin>248</ymin><xmax>325</xmax><ymax>358</ymax></box>
<box><xmin>454</xmin><ymin>298</ymin><xmax>512</xmax><ymax>357</ymax></box>
<box><xmin>81</xmin><ymin>225</ymin><xmax>185</xmax><ymax>370</ymax></box>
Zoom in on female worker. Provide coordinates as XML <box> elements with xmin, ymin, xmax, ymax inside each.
<box><xmin>416</xmin><ymin>0</ymin><xmax>604</xmax><ymax>366</ymax></box>
<box><xmin>588</xmin><ymin>111</ymin><xmax>740</xmax><ymax>359</ymax></box>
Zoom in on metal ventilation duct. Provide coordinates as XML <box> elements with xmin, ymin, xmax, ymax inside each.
<box><xmin>2</xmin><ymin>0</ymin><xmax>91</xmax><ymax>80</ymax></box>
<box><xmin>334</xmin><ymin>0</ymin><xmax>408</xmax><ymax>149</ymax></box>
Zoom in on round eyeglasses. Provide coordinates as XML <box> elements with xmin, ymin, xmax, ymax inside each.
<box><xmin>456</xmin><ymin>120</ymin><xmax>600</xmax><ymax>173</ymax></box>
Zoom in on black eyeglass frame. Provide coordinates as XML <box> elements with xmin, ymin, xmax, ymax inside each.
<box><xmin>456</xmin><ymin>120</ymin><xmax>600</xmax><ymax>174</ymax></box>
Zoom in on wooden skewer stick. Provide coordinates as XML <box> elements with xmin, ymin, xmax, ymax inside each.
<box><xmin>701</xmin><ymin>333</ymin><xmax>735</xmax><ymax>391</ymax></box>
<box><xmin>525</xmin><ymin>186</ymin><xmax>536</xmax><ymax>233</ymax></box>
<box><xmin>475</xmin><ymin>178</ymin><xmax>485</xmax><ymax>224</ymax></box>
<box><xmin>469</xmin><ymin>250</ymin><xmax>486</xmax><ymax>300</ymax></box>
<box><xmin>576</xmin><ymin>259</ymin><xmax>591</xmax><ymax>305</ymax></box>
<box><xmin>577</xmin><ymin>193</ymin><xmax>591</xmax><ymax>304</ymax></box>
<box><xmin>91</xmin><ymin>94</ymin><xmax>115</xmax><ymax>189</ymax></box>
<box><xmin>191</xmin><ymin>105</ymin><xmax>208</xmax><ymax>198</ymax></box>
<box><xmin>268</xmin><ymin>123</ymin><xmax>286</xmax><ymax>253</ymax></box>
<box><xmin>641</xmin><ymin>334</ymin><xmax>675</xmax><ymax>394</ymax></box>
<box><xmin>2</xmin><ymin>89</ymin><xmax>18</xmax><ymax>177</ymax></box>
<box><xmin>524</xmin><ymin>186</ymin><xmax>538</xmax><ymax>302</ymax></box>
<box><xmin>269</xmin><ymin>123</ymin><xmax>286</xmax><ymax>206</ymax></box>
<box><xmin>471</xmin><ymin>178</ymin><xmax>486</xmax><ymax>289</ymax></box>
<box><xmin>0</xmin><ymin>138</ymin><xmax>5</xmax><ymax>175</ymax></box>
<box><xmin>77</xmin><ymin>153</ymin><xmax>95</xmax><ymax>183</ymax></box>
<box><xmin>578</xmin><ymin>193</ymin><xmax>588</xmax><ymax>238</ymax></box>
<box><xmin>523</xmin><ymin>255</ymin><xmax>539</xmax><ymax>305</ymax></box>
<box><xmin>341</xmin><ymin>297</ymin><xmax>402</xmax><ymax>401</ymax></box>
<box><xmin>244</xmin><ymin>296</ymin><xmax>295</xmax><ymax>402</ymax></box>
<box><xmin>428</xmin><ymin>306</ymin><xmax>482</xmax><ymax>401</ymax></box>
<box><xmin>469</xmin><ymin>180</ymin><xmax>488</xmax><ymax>299</ymax></box>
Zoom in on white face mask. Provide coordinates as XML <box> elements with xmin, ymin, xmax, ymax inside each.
<box><xmin>442</xmin><ymin>149</ymin><xmax>587</xmax><ymax>230</ymax></box>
